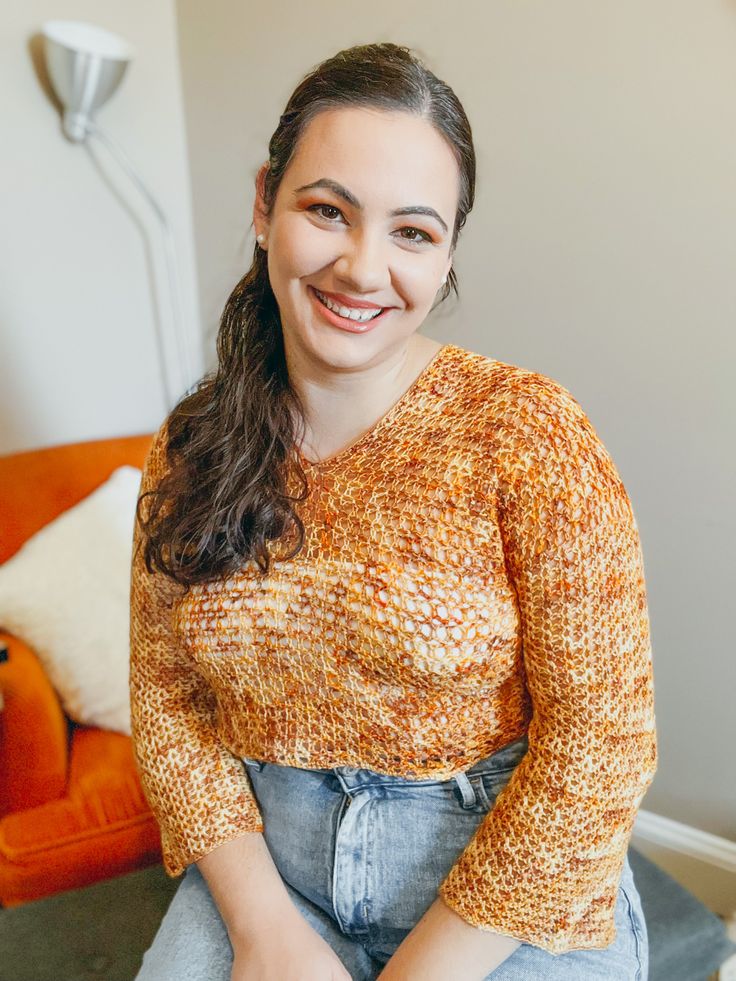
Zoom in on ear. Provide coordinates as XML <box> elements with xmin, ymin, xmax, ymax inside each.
<box><xmin>252</xmin><ymin>162</ymin><xmax>270</xmax><ymax>240</ymax></box>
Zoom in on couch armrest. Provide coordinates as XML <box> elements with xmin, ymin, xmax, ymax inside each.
<box><xmin>0</xmin><ymin>634</ymin><xmax>70</xmax><ymax>817</ymax></box>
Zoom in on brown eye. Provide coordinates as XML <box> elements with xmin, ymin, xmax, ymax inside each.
<box><xmin>308</xmin><ymin>204</ymin><xmax>433</xmax><ymax>246</ymax></box>
<box><xmin>308</xmin><ymin>204</ymin><xmax>343</xmax><ymax>221</ymax></box>
<box><xmin>400</xmin><ymin>227</ymin><xmax>433</xmax><ymax>245</ymax></box>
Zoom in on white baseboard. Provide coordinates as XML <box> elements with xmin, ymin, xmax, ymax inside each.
<box><xmin>634</xmin><ymin>809</ymin><xmax>736</xmax><ymax>873</ymax></box>
<box><xmin>632</xmin><ymin>808</ymin><xmax>736</xmax><ymax>917</ymax></box>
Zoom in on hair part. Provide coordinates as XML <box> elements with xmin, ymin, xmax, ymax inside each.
<box><xmin>138</xmin><ymin>41</ymin><xmax>476</xmax><ymax>589</ymax></box>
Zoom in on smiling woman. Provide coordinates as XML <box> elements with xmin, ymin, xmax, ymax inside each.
<box><xmin>130</xmin><ymin>40</ymin><xmax>656</xmax><ymax>981</ymax></box>
<box><xmin>134</xmin><ymin>42</ymin><xmax>475</xmax><ymax>590</ymax></box>
<box><xmin>252</xmin><ymin>104</ymin><xmax>461</xmax><ymax>427</ymax></box>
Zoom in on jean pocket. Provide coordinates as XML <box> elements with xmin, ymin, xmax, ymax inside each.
<box><xmin>242</xmin><ymin>756</ymin><xmax>266</xmax><ymax>772</ymax></box>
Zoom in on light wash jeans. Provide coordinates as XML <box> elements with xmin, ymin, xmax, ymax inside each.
<box><xmin>135</xmin><ymin>734</ymin><xmax>648</xmax><ymax>980</ymax></box>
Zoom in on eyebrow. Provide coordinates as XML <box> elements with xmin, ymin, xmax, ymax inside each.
<box><xmin>293</xmin><ymin>178</ymin><xmax>449</xmax><ymax>235</ymax></box>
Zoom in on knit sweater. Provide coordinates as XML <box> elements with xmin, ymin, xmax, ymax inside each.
<box><xmin>128</xmin><ymin>342</ymin><xmax>657</xmax><ymax>954</ymax></box>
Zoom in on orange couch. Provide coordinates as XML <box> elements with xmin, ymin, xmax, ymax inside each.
<box><xmin>0</xmin><ymin>433</ymin><xmax>163</xmax><ymax>907</ymax></box>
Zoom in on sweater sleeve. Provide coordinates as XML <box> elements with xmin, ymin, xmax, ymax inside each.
<box><xmin>437</xmin><ymin>372</ymin><xmax>658</xmax><ymax>953</ymax></box>
<box><xmin>129</xmin><ymin>422</ymin><xmax>264</xmax><ymax>878</ymax></box>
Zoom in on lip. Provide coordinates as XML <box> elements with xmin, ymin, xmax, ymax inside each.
<box><xmin>311</xmin><ymin>287</ymin><xmax>388</xmax><ymax>310</ymax></box>
<box><xmin>309</xmin><ymin>285</ymin><xmax>391</xmax><ymax>334</ymax></box>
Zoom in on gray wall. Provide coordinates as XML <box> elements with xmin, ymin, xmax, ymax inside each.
<box><xmin>175</xmin><ymin>1</ymin><xmax>735</xmax><ymax>838</ymax></box>
<box><xmin>0</xmin><ymin>0</ymin><xmax>203</xmax><ymax>454</ymax></box>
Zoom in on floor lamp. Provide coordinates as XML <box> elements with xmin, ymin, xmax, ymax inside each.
<box><xmin>40</xmin><ymin>19</ymin><xmax>195</xmax><ymax>412</ymax></box>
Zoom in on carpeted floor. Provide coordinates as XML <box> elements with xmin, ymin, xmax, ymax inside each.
<box><xmin>0</xmin><ymin>864</ymin><xmax>178</xmax><ymax>981</ymax></box>
<box><xmin>0</xmin><ymin>847</ymin><xmax>733</xmax><ymax>981</ymax></box>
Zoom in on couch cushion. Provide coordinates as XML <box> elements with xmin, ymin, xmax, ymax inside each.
<box><xmin>0</xmin><ymin>465</ymin><xmax>142</xmax><ymax>734</ymax></box>
<box><xmin>0</xmin><ymin>727</ymin><xmax>163</xmax><ymax>905</ymax></box>
<box><xmin>0</xmin><ymin>728</ymin><xmax>152</xmax><ymax>857</ymax></box>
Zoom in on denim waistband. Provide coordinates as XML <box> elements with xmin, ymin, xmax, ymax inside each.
<box><xmin>242</xmin><ymin>733</ymin><xmax>529</xmax><ymax>798</ymax></box>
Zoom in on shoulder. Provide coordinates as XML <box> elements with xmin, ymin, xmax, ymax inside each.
<box><xmin>140</xmin><ymin>417</ymin><xmax>175</xmax><ymax>495</ymax></box>
<box><xmin>446</xmin><ymin>346</ymin><xmax>627</xmax><ymax>496</ymax></box>
<box><xmin>489</xmin><ymin>360</ymin><xmax>596</xmax><ymax>450</ymax></box>
<box><xmin>442</xmin><ymin>344</ymin><xmax>592</xmax><ymax>438</ymax></box>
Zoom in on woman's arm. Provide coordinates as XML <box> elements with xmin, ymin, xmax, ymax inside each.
<box><xmin>129</xmin><ymin>422</ymin><xmax>264</xmax><ymax>877</ymax></box>
<box><xmin>377</xmin><ymin>895</ymin><xmax>521</xmax><ymax>980</ymax></box>
<box><xmin>197</xmin><ymin>832</ymin><xmax>296</xmax><ymax>945</ymax></box>
<box><xmin>435</xmin><ymin>371</ymin><xmax>658</xmax><ymax>953</ymax></box>
<box><xmin>131</xmin><ymin>427</ymin><xmax>353</xmax><ymax>981</ymax></box>
<box><xmin>198</xmin><ymin>833</ymin><xmax>355</xmax><ymax>981</ymax></box>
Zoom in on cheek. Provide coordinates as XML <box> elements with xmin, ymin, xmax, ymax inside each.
<box><xmin>400</xmin><ymin>262</ymin><xmax>445</xmax><ymax>301</ymax></box>
<box><xmin>273</xmin><ymin>218</ymin><xmax>333</xmax><ymax>279</ymax></box>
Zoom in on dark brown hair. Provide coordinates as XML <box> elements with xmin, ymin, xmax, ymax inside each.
<box><xmin>137</xmin><ymin>41</ymin><xmax>476</xmax><ymax>588</ymax></box>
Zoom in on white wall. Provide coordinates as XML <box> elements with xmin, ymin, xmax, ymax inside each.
<box><xmin>174</xmin><ymin>1</ymin><xmax>736</xmax><ymax>841</ymax></box>
<box><xmin>0</xmin><ymin>0</ymin><xmax>203</xmax><ymax>454</ymax></box>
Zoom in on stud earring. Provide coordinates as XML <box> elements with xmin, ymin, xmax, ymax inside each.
<box><xmin>257</xmin><ymin>234</ymin><xmax>265</xmax><ymax>245</ymax></box>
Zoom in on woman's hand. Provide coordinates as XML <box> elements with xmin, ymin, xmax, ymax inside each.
<box><xmin>230</xmin><ymin>904</ymin><xmax>352</xmax><ymax>981</ymax></box>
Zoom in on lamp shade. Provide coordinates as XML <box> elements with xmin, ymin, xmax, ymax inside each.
<box><xmin>41</xmin><ymin>21</ymin><xmax>134</xmax><ymax>142</ymax></box>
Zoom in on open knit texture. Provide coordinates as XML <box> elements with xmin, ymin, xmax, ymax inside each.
<box><xmin>129</xmin><ymin>342</ymin><xmax>657</xmax><ymax>954</ymax></box>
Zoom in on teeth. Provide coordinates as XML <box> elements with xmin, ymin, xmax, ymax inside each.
<box><xmin>314</xmin><ymin>289</ymin><xmax>383</xmax><ymax>322</ymax></box>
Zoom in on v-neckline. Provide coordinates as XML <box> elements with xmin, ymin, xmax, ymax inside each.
<box><xmin>296</xmin><ymin>343</ymin><xmax>453</xmax><ymax>471</ymax></box>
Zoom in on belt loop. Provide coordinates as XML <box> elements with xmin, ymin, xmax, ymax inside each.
<box><xmin>453</xmin><ymin>770</ymin><xmax>477</xmax><ymax>808</ymax></box>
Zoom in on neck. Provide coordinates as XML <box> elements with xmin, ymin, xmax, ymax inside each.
<box><xmin>285</xmin><ymin>334</ymin><xmax>443</xmax><ymax>463</ymax></box>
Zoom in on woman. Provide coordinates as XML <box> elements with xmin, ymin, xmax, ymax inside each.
<box><xmin>130</xmin><ymin>42</ymin><xmax>657</xmax><ymax>981</ymax></box>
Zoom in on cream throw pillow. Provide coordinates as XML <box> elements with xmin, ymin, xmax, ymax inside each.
<box><xmin>0</xmin><ymin>465</ymin><xmax>143</xmax><ymax>735</ymax></box>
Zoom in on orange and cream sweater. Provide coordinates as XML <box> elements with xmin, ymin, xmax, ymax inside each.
<box><xmin>129</xmin><ymin>342</ymin><xmax>657</xmax><ymax>954</ymax></box>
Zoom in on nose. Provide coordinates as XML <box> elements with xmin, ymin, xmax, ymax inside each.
<box><xmin>332</xmin><ymin>227</ymin><xmax>391</xmax><ymax>294</ymax></box>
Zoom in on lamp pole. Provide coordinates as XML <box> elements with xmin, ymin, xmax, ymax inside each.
<box><xmin>41</xmin><ymin>20</ymin><xmax>195</xmax><ymax>412</ymax></box>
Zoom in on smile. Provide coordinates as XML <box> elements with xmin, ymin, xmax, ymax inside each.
<box><xmin>313</xmin><ymin>288</ymin><xmax>384</xmax><ymax>322</ymax></box>
<box><xmin>308</xmin><ymin>286</ymin><xmax>392</xmax><ymax>334</ymax></box>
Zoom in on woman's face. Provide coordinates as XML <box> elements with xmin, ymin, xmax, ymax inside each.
<box><xmin>254</xmin><ymin>107</ymin><xmax>458</xmax><ymax>372</ymax></box>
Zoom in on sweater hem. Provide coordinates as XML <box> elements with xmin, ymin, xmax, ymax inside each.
<box><xmin>162</xmin><ymin>820</ymin><xmax>265</xmax><ymax>879</ymax></box>
<box><xmin>437</xmin><ymin>881</ymin><xmax>617</xmax><ymax>956</ymax></box>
